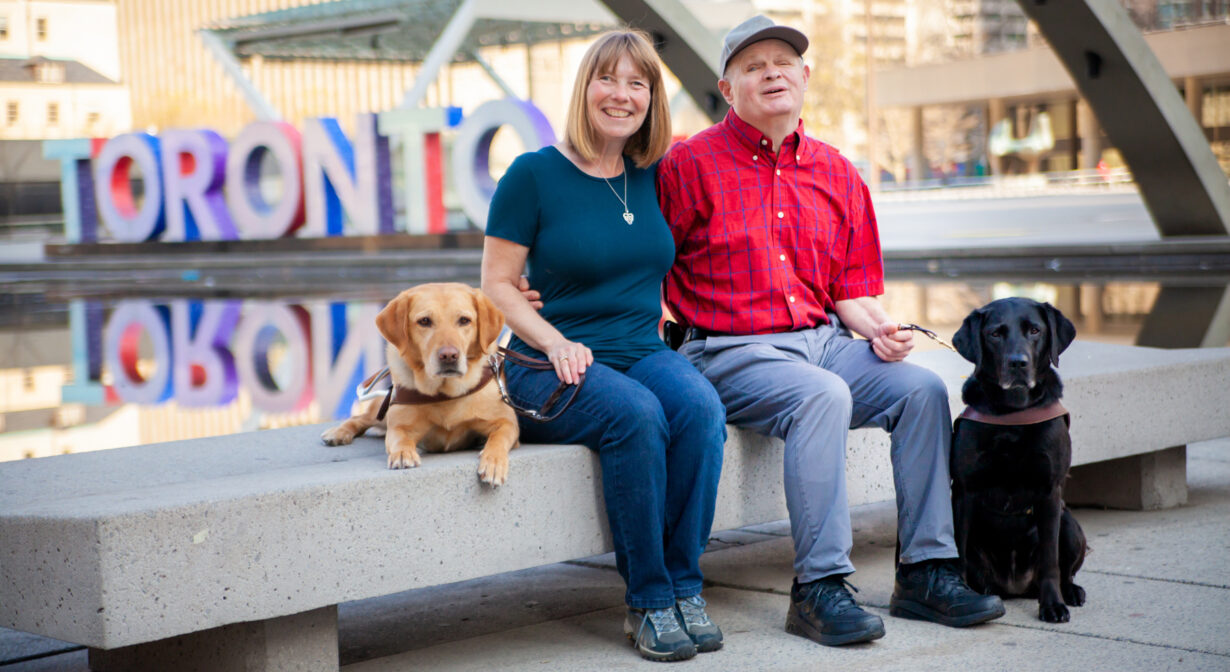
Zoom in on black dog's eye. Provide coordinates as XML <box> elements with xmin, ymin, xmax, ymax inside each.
<box><xmin>1029</xmin><ymin>325</ymin><xmax>1041</xmax><ymax>335</ymax></box>
<box><xmin>417</xmin><ymin>317</ymin><xmax>433</xmax><ymax>328</ymax></box>
<box><xmin>458</xmin><ymin>316</ymin><xmax>472</xmax><ymax>326</ymax></box>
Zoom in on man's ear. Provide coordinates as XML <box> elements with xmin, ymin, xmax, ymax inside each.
<box><xmin>952</xmin><ymin>308</ymin><xmax>984</xmax><ymax>366</ymax></box>
<box><xmin>718</xmin><ymin>78</ymin><xmax>734</xmax><ymax>106</ymax></box>
<box><xmin>1043</xmin><ymin>302</ymin><xmax>1076</xmax><ymax>366</ymax></box>
<box><xmin>472</xmin><ymin>287</ymin><xmax>505</xmax><ymax>353</ymax></box>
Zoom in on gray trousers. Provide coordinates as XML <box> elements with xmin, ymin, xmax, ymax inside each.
<box><xmin>679</xmin><ymin>318</ymin><xmax>958</xmax><ymax>582</ymax></box>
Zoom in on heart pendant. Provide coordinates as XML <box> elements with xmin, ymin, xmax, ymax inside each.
<box><xmin>622</xmin><ymin>212</ymin><xmax>634</xmax><ymax>225</ymax></box>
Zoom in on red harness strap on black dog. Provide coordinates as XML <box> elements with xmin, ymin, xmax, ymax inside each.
<box><xmin>956</xmin><ymin>402</ymin><xmax>1070</xmax><ymax>428</ymax></box>
<box><xmin>375</xmin><ymin>365</ymin><xmax>496</xmax><ymax>422</ymax></box>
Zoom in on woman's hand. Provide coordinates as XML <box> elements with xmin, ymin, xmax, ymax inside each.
<box><xmin>870</xmin><ymin>322</ymin><xmax>914</xmax><ymax>362</ymax></box>
<box><xmin>546</xmin><ymin>339</ymin><xmax>593</xmax><ymax>385</ymax></box>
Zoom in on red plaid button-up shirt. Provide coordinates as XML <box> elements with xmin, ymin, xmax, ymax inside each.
<box><xmin>658</xmin><ymin>110</ymin><xmax>885</xmax><ymax>335</ymax></box>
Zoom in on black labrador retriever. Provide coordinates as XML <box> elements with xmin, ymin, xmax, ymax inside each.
<box><xmin>951</xmin><ymin>297</ymin><xmax>1087</xmax><ymax>623</ymax></box>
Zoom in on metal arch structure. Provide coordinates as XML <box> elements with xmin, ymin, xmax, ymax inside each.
<box><xmin>1012</xmin><ymin>0</ymin><xmax>1230</xmax><ymax>347</ymax></box>
<box><xmin>203</xmin><ymin>0</ymin><xmax>729</xmax><ymax>123</ymax></box>
<box><xmin>598</xmin><ymin>0</ymin><xmax>727</xmax><ymax>123</ymax></box>
<box><xmin>601</xmin><ymin>0</ymin><xmax>1230</xmax><ymax>233</ymax></box>
<box><xmin>201</xmin><ymin>0</ymin><xmax>1227</xmax><ymax>344</ymax></box>
<box><xmin>607</xmin><ymin>0</ymin><xmax>1229</xmax><ymax>347</ymax></box>
<box><xmin>1014</xmin><ymin>0</ymin><xmax>1230</xmax><ymax>238</ymax></box>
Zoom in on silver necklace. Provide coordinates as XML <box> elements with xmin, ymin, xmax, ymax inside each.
<box><xmin>601</xmin><ymin>164</ymin><xmax>634</xmax><ymax>225</ymax></box>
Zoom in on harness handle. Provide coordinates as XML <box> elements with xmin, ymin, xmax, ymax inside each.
<box><xmin>356</xmin><ymin>347</ymin><xmax>584</xmax><ymax>424</ymax></box>
<box><xmin>489</xmin><ymin>347</ymin><xmax>585</xmax><ymax>423</ymax></box>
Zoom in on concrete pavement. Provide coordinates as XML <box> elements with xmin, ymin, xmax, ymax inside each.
<box><xmin>3</xmin><ymin>437</ymin><xmax>1228</xmax><ymax>671</ymax></box>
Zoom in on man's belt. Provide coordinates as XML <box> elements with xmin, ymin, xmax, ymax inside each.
<box><xmin>682</xmin><ymin>326</ymin><xmax>728</xmax><ymax>344</ymax></box>
<box><xmin>665</xmin><ymin>322</ymin><xmax>825</xmax><ymax>350</ymax></box>
<box><xmin>663</xmin><ymin>322</ymin><xmax>729</xmax><ymax>350</ymax></box>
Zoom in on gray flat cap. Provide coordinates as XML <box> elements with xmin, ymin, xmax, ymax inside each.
<box><xmin>719</xmin><ymin>15</ymin><xmax>809</xmax><ymax>76</ymax></box>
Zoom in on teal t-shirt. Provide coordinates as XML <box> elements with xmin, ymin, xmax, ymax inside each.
<box><xmin>485</xmin><ymin>146</ymin><xmax>674</xmax><ymax>370</ymax></box>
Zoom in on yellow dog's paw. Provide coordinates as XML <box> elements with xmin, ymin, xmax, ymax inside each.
<box><xmin>321</xmin><ymin>426</ymin><xmax>355</xmax><ymax>446</ymax></box>
<box><xmin>477</xmin><ymin>448</ymin><xmax>509</xmax><ymax>487</ymax></box>
<box><xmin>387</xmin><ymin>447</ymin><xmax>422</xmax><ymax>470</ymax></box>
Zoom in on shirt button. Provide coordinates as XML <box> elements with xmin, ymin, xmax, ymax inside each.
<box><xmin>752</xmin><ymin>155</ymin><xmax>758</xmax><ymax>161</ymax></box>
<box><xmin>796</xmin><ymin>154</ymin><xmax>801</xmax><ymax>161</ymax></box>
<box><xmin>776</xmin><ymin>169</ymin><xmax>781</xmax><ymax>176</ymax></box>
<box><xmin>777</xmin><ymin>211</ymin><xmax>784</xmax><ymax>218</ymax></box>
<box><xmin>789</xmin><ymin>295</ymin><xmax>796</xmax><ymax>303</ymax></box>
<box><xmin>760</xmin><ymin>139</ymin><xmax>767</xmax><ymax>145</ymax></box>
<box><xmin>779</xmin><ymin>254</ymin><xmax>786</xmax><ymax>261</ymax></box>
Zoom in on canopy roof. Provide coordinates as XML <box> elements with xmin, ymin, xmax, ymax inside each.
<box><xmin>204</xmin><ymin>0</ymin><xmax>615</xmax><ymax>63</ymax></box>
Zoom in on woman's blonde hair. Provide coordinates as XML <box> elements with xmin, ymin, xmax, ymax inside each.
<box><xmin>564</xmin><ymin>30</ymin><xmax>672</xmax><ymax>169</ymax></box>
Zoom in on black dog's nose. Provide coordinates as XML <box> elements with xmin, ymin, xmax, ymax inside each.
<box><xmin>437</xmin><ymin>346</ymin><xmax>460</xmax><ymax>364</ymax></box>
<box><xmin>1007</xmin><ymin>353</ymin><xmax>1029</xmax><ymax>369</ymax></box>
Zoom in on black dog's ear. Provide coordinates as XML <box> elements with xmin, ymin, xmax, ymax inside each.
<box><xmin>1043</xmin><ymin>302</ymin><xmax>1076</xmax><ymax>366</ymax></box>
<box><xmin>953</xmin><ymin>308</ymin><xmax>984</xmax><ymax>365</ymax></box>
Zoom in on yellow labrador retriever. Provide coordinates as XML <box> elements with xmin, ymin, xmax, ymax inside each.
<box><xmin>321</xmin><ymin>283</ymin><xmax>519</xmax><ymax>486</ymax></box>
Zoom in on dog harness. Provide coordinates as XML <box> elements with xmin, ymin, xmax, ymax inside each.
<box><xmin>955</xmin><ymin>402</ymin><xmax>1071</xmax><ymax>521</ymax></box>
<box><xmin>956</xmin><ymin>402</ymin><xmax>1070</xmax><ymax>428</ymax></box>
<box><xmin>374</xmin><ymin>366</ymin><xmax>496</xmax><ymax>422</ymax></box>
<box><xmin>360</xmin><ymin>346</ymin><xmax>585</xmax><ymax>424</ymax></box>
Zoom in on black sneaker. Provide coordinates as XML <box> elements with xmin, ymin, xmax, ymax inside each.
<box><xmin>889</xmin><ymin>559</ymin><xmax>1006</xmax><ymax>627</ymax></box>
<box><xmin>785</xmin><ymin>575</ymin><xmax>886</xmax><ymax>646</ymax></box>
<box><xmin>676</xmin><ymin>595</ymin><xmax>723</xmax><ymax>652</ymax></box>
<box><xmin>624</xmin><ymin>607</ymin><xmax>698</xmax><ymax>662</ymax></box>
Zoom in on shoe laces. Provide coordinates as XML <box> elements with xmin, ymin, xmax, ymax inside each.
<box><xmin>915</xmin><ymin>560</ymin><xmax>966</xmax><ymax>598</ymax></box>
<box><xmin>677</xmin><ymin>595</ymin><xmax>713</xmax><ymax>628</ymax></box>
<box><xmin>804</xmin><ymin>577</ymin><xmax>862</xmax><ymax>615</ymax></box>
<box><xmin>931</xmin><ymin>561</ymin><xmax>968</xmax><ymax>594</ymax></box>
<box><xmin>638</xmin><ymin>607</ymin><xmax>683</xmax><ymax>637</ymax></box>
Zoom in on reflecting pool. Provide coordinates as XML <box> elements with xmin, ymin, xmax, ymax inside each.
<box><xmin>0</xmin><ymin>278</ymin><xmax>1160</xmax><ymax>462</ymax></box>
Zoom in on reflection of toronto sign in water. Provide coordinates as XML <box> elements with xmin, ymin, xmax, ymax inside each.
<box><xmin>66</xmin><ymin>298</ymin><xmax>386</xmax><ymax>420</ymax></box>
<box><xmin>54</xmin><ymin>99</ymin><xmax>555</xmax><ymax>416</ymax></box>
<box><xmin>44</xmin><ymin>99</ymin><xmax>556</xmax><ymax>242</ymax></box>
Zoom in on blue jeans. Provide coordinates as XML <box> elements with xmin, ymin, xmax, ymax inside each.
<box><xmin>505</xmin><ymin>348</ymin><xmax>726</xmax><ymax>609</ymax></box>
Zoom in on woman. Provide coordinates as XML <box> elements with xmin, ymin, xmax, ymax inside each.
<box><xmin>480</xmin><ymin>30</ymin><xmax>726</xmax><ymax>662</ymax></box>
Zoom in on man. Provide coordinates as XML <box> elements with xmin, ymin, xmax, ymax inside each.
<box><xmin>655</xmin><ymin>15</ymin><xmax>1005</xmax><ymax>646</ymax></box>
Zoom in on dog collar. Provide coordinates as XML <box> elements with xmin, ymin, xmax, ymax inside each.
<box><xmin>957</xmin><ymin>401</ymin><xmax>1070</xmax><ymax>427</ymax></box>
<box><xmin>376</xmin><ymin>365</ymin><xmax>495</xmax><ymax>421</ymax></box>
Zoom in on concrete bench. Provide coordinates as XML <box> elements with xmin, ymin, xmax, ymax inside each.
<box><xmin>2</xmin><ymin>341</ymin><xmax>1228</xmax><ymax>671</ymax></box>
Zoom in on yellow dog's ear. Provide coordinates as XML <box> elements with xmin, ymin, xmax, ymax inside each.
<box><xmin>376</xmin><ymin>290</ymin><xmax>414</xmax><ymax>355</ymax></box>
<box><xmin>472</xmin><ymin>287</ymin><xmax>505</xmax><ymax>352</ymax></box>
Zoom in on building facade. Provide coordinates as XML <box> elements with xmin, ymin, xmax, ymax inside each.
<box><xmin>880</xmin><ymin>0</ymin><xmax>1230</xmax><ymax>179</ymax></box>
<box><xmin>0</xmin><ymin>0</ymin><xmax>129</xmax><ymax>141</ymax></box>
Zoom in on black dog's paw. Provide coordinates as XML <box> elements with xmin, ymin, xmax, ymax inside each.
<box><xmin>1062</xmin><ymin>582</ymin><xmax>1086</xmax><ymax>607</ymax></box>
<box><xmin>1039</xmin><ymin>601</ymin><xmax>1071</xmax><ymax>623</ymax></box>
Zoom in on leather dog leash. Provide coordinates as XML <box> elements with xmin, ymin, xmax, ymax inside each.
<box><xmin>361</xmin><ymin>347</ymin><xmax>584</xmax><ymax>424</ymax></box>
<box><xmin>489</xmin><ymin>347</ymin><xmax>585</xmax><ymax>423</ymax></box>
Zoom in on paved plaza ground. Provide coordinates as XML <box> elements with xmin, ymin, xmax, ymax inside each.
<box><xmin>3</xmin><ymin>438</ymin><xmax>1227</xmax><ymax>671</ymax></box>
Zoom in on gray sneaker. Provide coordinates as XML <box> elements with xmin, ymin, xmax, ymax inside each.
<box><xmin>676</xmin><ymin>595</ymin><xmax>724</xmax><ymax>652</ymax></box>
<box><xmin>624</xmin><ymin>607</ymin><xmax>698</xmax><ymax>662</ymax></box>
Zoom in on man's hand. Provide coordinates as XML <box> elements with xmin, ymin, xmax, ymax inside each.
<box><xmin>870</xmin><ymin>322</ymin><xmax>913</xmax><ymax>362</ymax></box>
<box><xmin>518</xmin><ymin>276</ymin><xmax>542</xmax><ymax>310</ymax></box>
<box><xmin>834</xmin><ymin>297</ymin><xmax>914</xmax><ymax>362</ymax></box>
